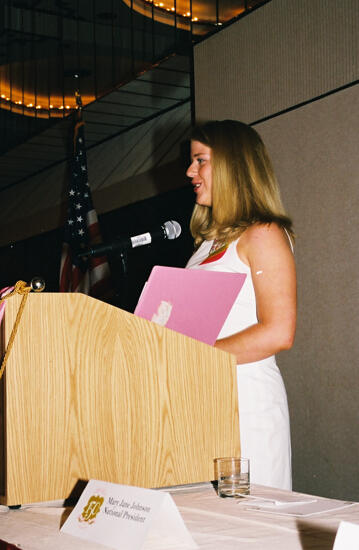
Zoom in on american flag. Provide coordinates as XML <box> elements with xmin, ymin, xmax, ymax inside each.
<box><xmin>59</xmin><ymin>110</ymin><xmax>112</xmax><ymax>300</ymax></box>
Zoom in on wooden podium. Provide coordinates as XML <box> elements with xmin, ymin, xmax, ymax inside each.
<box><xmin>0</xmin><ymin>293</ymin><xmax>239</xmax><ymax>506</ymax></box>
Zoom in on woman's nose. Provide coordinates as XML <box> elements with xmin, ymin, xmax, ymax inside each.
<box><xmin>186</xmin><ymin>161</ymin><xmax>196</xmax><ymax>178</ymax></box>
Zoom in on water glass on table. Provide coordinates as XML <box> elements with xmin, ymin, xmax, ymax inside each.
<box><xmin>215</xmin><ymin>457</ymin><xmax>250</xmax><ymax>498</ymax></box>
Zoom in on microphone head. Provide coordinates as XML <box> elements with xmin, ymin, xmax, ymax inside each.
<box><xmin>164</xmin><ymin>220</ymin><xmax>182</xmax><ymax>240</ymax></box>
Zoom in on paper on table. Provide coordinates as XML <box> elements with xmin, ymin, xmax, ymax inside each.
<box><xmin>236</xmin><ymin>492</ymin><xmax>317</xmax><ymax>507</ymax></box>
<box><xmin>243</xmin><ymin>497</ymin><xmax>356</xmax><ymax>517</ymax></box>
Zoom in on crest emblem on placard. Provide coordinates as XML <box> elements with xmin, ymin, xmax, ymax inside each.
<box><xmin>79</xmin><ymin>495</ymin><xmax>104</xmax><ymax>524</ymax></box>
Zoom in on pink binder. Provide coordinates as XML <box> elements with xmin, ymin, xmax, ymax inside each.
<box><xmin>134</xmin><ymin>265</ymin><xmax>246</xmax><ymax>345</ymax></box>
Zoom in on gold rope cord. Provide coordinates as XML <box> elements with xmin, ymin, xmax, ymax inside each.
<box><xmin>0</xmin><ymin>280</ymin><xmax>32</xmax><ymax>380</ymax></box>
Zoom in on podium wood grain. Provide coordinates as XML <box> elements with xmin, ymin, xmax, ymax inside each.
<box><xmin>0</xmin><ymin>293</ymin><xmax>239</xmax><ymax>505</ymax></box>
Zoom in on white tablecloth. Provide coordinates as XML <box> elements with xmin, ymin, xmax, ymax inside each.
<box><xmin>1</xmin><ymin>483</ymin><xmax>358</xmax><ymax>549</ymax></box>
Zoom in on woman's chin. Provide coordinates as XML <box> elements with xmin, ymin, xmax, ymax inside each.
<box><xmin>196</xmin><ymin>198</ymin><xmax>212</xmax><ymax>207</ymax></box>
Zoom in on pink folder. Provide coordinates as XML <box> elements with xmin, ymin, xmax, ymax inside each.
<box><xmin>134</xmin><ymin>266</ymin><xmax>246</xmax><ymax>345</ymax></box>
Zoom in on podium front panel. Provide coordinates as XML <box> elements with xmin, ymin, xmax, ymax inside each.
<box><xmin>0</xmin><ymin>293</ymin><xmax>239</xmax><ymax>505</ymax></box>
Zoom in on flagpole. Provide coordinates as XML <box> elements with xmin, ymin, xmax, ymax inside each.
<box><xmin>59</xmin><ymin>79</ymin><xmax>113</xmax><ymax>301</ymax></box>
<box><xmin>74</xmin><ymin>73</ymin><xmax>82</xmax><ymax>112</ymax></box>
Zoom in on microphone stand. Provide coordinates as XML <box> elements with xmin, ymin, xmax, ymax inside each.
<box><xmin>112</xmin><ymin>247</ymin><xmax>131</xmax><ymax>312</ymax></box>
<box><xmin>119</xmin><ymin>250</ymin><xmax>128</xmax><ymax>277</ymax></box>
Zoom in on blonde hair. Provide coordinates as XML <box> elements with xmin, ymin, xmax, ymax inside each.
<box><xmin>189</xmin><ymin>120</ymin><xmax>294</xmax><ymax>248</ymax></box>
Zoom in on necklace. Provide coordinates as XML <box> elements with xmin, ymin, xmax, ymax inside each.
<box><xmin>200</xmin><ymin>239</ymin><xmax>229</xmax><ymax>265</ymax></box>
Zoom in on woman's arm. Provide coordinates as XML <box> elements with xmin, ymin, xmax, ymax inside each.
<box><xmin>214</xmin><ymin>223</ymin><xmax>296</xmax><ymax>364</ymax></box>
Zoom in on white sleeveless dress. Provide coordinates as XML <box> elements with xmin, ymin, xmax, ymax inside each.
<box><xmin>186</xmin><ymin>238</ymin><xmax>292</xmax><ymax>490</ymax></box>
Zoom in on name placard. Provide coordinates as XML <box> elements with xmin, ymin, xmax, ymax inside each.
<box><xmin>61</xmin><ymin>480</ymin><xmax>198</xmax><ymax>550</ymax></box>
<box><xmin>334</xmin><ymin>521</ymin><xmax>359</xmax><ymax>550</ymax></box>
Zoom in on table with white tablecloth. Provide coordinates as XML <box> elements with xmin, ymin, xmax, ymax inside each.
<box><xmin>0</xmin><ymin>483</ymin><xmax>358</xmax><ymax>549</ymax></box>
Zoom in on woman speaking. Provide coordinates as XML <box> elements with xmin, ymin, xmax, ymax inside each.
<box><xmin>186</xmin><ymin>120</ymin><xmax>296</xmax><ymax>490</ymax></box>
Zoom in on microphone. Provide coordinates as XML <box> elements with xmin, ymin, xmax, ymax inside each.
<box><xmin>78</xmin><ymin>220</ymin><xmax>182</xmax><ymax>258</ymax></box>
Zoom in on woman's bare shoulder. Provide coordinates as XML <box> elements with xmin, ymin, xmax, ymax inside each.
<box><xmin>237</xmin><ymin>223</ymin><xmax>293</xmax><ymax>265</ymax></box>
<box><xmin>242</xmin><ymin>222</ymin><xmax>290</xmax><ymax>248</ymax></box>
